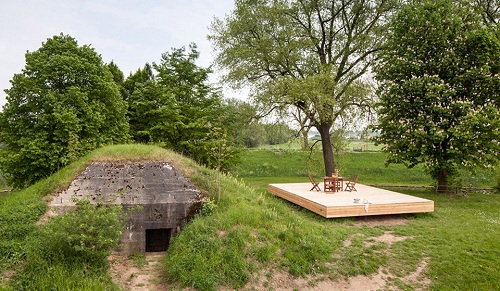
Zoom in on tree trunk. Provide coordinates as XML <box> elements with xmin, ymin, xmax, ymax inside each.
<box><xmin>437</xmin><ymin>168</ymin><xmax>448</xmax><ymax>192</ymax></box>
<box><xmin>317</xmin><ymin>122</ymin><xmax>335</xmax><ymax>176</ymax></box>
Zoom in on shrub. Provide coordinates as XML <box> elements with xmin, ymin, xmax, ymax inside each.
<box><xmin>34</xmin><ymin>199</ymin><xmax>126</xmax><ymax>265</ymax></box>
<box><xmin>11</xmin><ymin>199</ymin><xmax>127</xmax><ymax>289</ymax></box>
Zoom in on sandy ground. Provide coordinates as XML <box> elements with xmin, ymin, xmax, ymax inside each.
<box><xmin>109</xmin><ymin>215</ymin><xmax>431</xmax><ymax>291</ymax></box>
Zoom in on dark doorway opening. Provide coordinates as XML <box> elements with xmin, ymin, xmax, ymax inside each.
<box><xmin>146</xmin><ymin>228</ymin><xmax>172</xmax><ymax>252</ymax></box>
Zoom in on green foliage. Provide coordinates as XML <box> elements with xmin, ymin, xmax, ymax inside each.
<box><xmin>0</xmin><ymin>34</ymin><xmax>129</xmax><ymax>189</ymax></box>
<box><xmin>209</xmin><ymin>0</ymin><xmax>398</xmax><ymax>176</ymax></box>
<box><xmin>10</xmin><ymin>262</ymin><xmax>119</xmax><ymax>291</ymax></box>
<box><xmin>10</xmin><ymin>199</ymin><xmax>127</xmax><ymax>290</ymax></box>
<box><xmin>122</xmin><ymin>63</ymin><xmax>155</xmax><ymax>101</ymax></box>
<box><xmin>217</xmin><ymin>99</ymin><xmax>296</xmax><ymax>149</ymax></box>
<box><xmin>127</xmin><ymin>76</ymin><xmax>179</xmax><ymax>143</ymax></box>
<box><xmin>107</xmin><ymin>60</ymin><xmax>127</xmax><ymax>99</ymax></box>
<box><xmin>0</xmin><ymin>160</ymin><xmax>88</xmax><ymax>275</ymax></box>
<box><xmin>153</xmin><ymin>44</ymin><xmax>225</xmax><ymax>164</ymax></box>
<box><xmin>218</xmin><ymin>98</ymin><xmax>261</xmax><ymax>148</ymax></box>
<box><xmin>35</xmin><ymin>199</ymin><xmax>126</xmax><ymax>263</ymax></box>
<box><xmin>125</xmin><ymin>45</ymin><xmax>243</xmax><ymax>170</ymax></box>
<box><xmin>373</xmin><ymin>0</ymin><xmax>500</xmax><ymax>189</ymax></box>
<box><xmin>0</xmin><ymin>192</ymin><xmax>46</xmax><ymax>270</ymax></box>
<box><xmin>262</xmin><ymin>122</ymin><xmax>295</xmax><ymax>145</ymax></box>
<box><xmin>107</xmin><ymin>60</ymin><xmax>125</xmax><ymax>85</ymax></box>
<box><xmin>200</xmin><ymin>197</ymin><xmax>218</xmax><ymax>216</ymax></box>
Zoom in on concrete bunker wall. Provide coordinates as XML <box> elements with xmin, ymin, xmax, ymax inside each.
<box><xmin>50</xmin><ymin>161</ymin><xmax>202</xmax><ymax>254</ymax></box>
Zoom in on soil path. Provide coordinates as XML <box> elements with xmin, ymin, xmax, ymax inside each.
<box><xmin>110</xmin><ymin>252</ymin><xmax>169</xmax><ymax>290</ymax></box>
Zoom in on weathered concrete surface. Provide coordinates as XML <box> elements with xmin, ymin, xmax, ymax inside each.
<box><xmin>49</xmin><ymin>161</ymin><xmax>203</xmax><ymax>254</ymax></box>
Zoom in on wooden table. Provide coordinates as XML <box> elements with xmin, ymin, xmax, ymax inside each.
<box><xmin>324</xmin><ymin>176</ymin><xmax>343</xmax><ymax>192</ymax></box>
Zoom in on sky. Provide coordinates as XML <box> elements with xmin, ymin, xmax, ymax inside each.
<box><xmin>0</xmin><ymin>0</ymin><xmax>240</xmax><ymax>109</ymax></box>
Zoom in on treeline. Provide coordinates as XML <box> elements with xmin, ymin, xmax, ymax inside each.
<box><xmin>0</xmin><ymin>35</ymin><xmax>294</xmax><ymax>189</ymax></box>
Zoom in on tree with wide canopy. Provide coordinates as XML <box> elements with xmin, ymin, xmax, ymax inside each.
<box><xmin>372</xmin><ymin>0</ymin><xmax>500</xmax><ymax>191</ymax></box>
<box><xmin>0</xmin><ymin>34</ymin><xmax>129</xmax><ymax>188</ymax></box>
<box><xmin>209</xmin><ymin>0</ymin><xmax>397</xmax><ymax>176</ymax></box>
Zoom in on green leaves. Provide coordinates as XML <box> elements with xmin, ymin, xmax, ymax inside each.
<box><xmin>210</xmin><ymin>0</ymin><xmax>397</xmax><ymax>176</ymax></box>
<box><xmin>0</xmin><ymin>34</ymin><xmax>129</xmax><ymax>188</ymax></box>
<box><xmin>373</xmin><ymin>0</ymin><xmax>500</xmax><ymax>188</ymax></box>
<box><xmin>124</xmin><ymin>45</ymin><xmax>242</xmax><ymax>171</ymax></box>
<box><xmin>9</xmin><ymin>199</ymin><xmax>127</xmax><ymax>290</ymax></box>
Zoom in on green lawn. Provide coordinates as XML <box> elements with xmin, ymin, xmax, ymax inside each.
<box><xmin>237</xmin><ymin>149</ymin><xmax>495</xmax><ymax>187</ymax></box>
<box><xmin>1</xmin><ymin>145</ymin><xmax>499</xmax><ymax>290</ymax></box>
<box><xmin>238</xmin><ymin>179</ymin><xmax>500</xmax><ymax>290</ymax></box>
<box><xmin>165</xmin><ymin>148</ymin><xmax>499</xmax><ymax>290</ymax></box>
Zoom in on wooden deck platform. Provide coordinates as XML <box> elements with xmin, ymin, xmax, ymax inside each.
<box><xmin>268</xmin><ymin>183</ymin><xmax>434</xmax><ymax>218</ymax></box>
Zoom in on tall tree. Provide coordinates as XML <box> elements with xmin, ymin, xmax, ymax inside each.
<box><xmin>209</xmin><ymin>0</ymin><xmax>397</xmax><ymax>175</ymax></box>
<box><xmin>0</xmin><ymin>34</ymin><xmax>129</xmax><ymax>188</ymax></box>
<box><xmin>126</xmin><ymin>45</ymin><xmax>236</xmax><ymax>169</ymax></box>
<box><xmin>125</xmin><ymin>64</ymin><xmax>177</xmax><ymax>143</ymax></box>
<box><xmin>372</xmin><ymin>0</ymin><xmax>500</xmax><ymax>191</ymax></box>
<box><xmin>107</xmin><ymin>60</ymin><xmax>127</xmax><ymax>98</ymax></box>
<box><xmin>154</xmin><ymin>44</ymin><xmax>223</xmax><ymax>155</ymax></box>
<box><xmin>123</xmin><ymin>63</ymin><xmax>155</xmax><ymax>102</ymax></box>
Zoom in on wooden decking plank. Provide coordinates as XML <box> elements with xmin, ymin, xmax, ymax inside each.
<box><xmin>268</xmin><ymin>183</ymin><xmax>434</xmax><ymax>218</ymax></box>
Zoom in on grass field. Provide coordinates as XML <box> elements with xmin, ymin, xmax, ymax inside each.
<box><xmin>257</xmin><ymin>139</ymin><xmax>384</xmax><ymax>153</ymax></box>
<box><xmin>236</xmin><ymin>149</ymin><xmax>495</xmax><ymax>187</ymax></box>
<box><xmin>165</xmin><ymin>148</ymin><xmax>499</xmax><ymax>290</ymax></box>
<box><xmin>1</xmin><ymin>145</ymin><xmax>499</xmax><ymax>290</ymax></box>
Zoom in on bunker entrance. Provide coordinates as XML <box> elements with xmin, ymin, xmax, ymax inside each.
<box><xmin>146</xmin><ymin>228</ymin><xmax>172</xmax><ymax>252</ymax></box>
<box><xmin>50</xmin><ymin>162</ymin><xmax>203</xmax><ymax>254</ymax></box>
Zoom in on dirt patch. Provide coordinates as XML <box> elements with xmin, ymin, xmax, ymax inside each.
<box><xmin>402</xmin><ymin>258</ymin><xmax>431</xmax><ymax>287</ymax></box>
<box><xmin>353</xmin><ymin>214</ymin><xmax>409</xmax><ymax>227</ymax></box>
<box><xmin>238</xmin><ymin>231</ymin><xmax>430</xmax><ymax>291</ymax></box>
<box><xmin>242</xmin><ymin>268</ymin><xmax>387</xmax><ymax>291</ymax></box>
<box><xmin>109</xmin><ymin>252</ymin><xmax>169</xmax><ymax>290</ymax></box>
<box><xmin>369</xmin><ymin>231</ymin><xmax>409</xmax><ymax>246</ymax></box>
<box><xmin>107</xmin><ymin>230</ymin><xmax>430</xmax><ymax>291</ymax></box>
<box><xmin>242</xmin><ymin>263</ymin><xmax>430</xmax><ymax>290</ymax></box>
<box><xmin>0</xmin><ymin>270</ymin><xmax>15</xmax><ymax>287</ymax></box>
<box><xmin>344</xmin><ymin>231</ymin><xmax>407</xmax><ymax>248</ymax></box>
<box><xmin>36</xmin><ymin>207</ymin><xmax>59</xmax><ymax>225</ymax></box>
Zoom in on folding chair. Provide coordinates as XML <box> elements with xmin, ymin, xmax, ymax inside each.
<box><xmin>308</xmin><ymin>173</ymin><xmax>321</xmax><ymax>191</ymax></box>
<box><xmin>324</xmin><ymin>177</ymin><xmax>337</xmax><ymax>192</ymax></box>
<box><xmin>344</xmin><ymin>174</ymin><xmax>359</xmax><ymax>192</ymax></box>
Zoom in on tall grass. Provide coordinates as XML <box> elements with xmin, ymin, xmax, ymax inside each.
<box><xmin>1</xmin><ymin>145</ymin><xmax>499</xmax><ymax>290</ymax></box>
<box><xmin>165</xmin><ymin>174</ymin><xmax>362</xmax><ymax>290</ymax></box>
<box><xmin>0</xmin><ymin>144</ymin><xmax>198</xmax><ymax>290</ymax></box>
<box><xmin>165</xmin><ymin>149</ymin><xmax>499</xmax><ymax>290</ymax></box>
